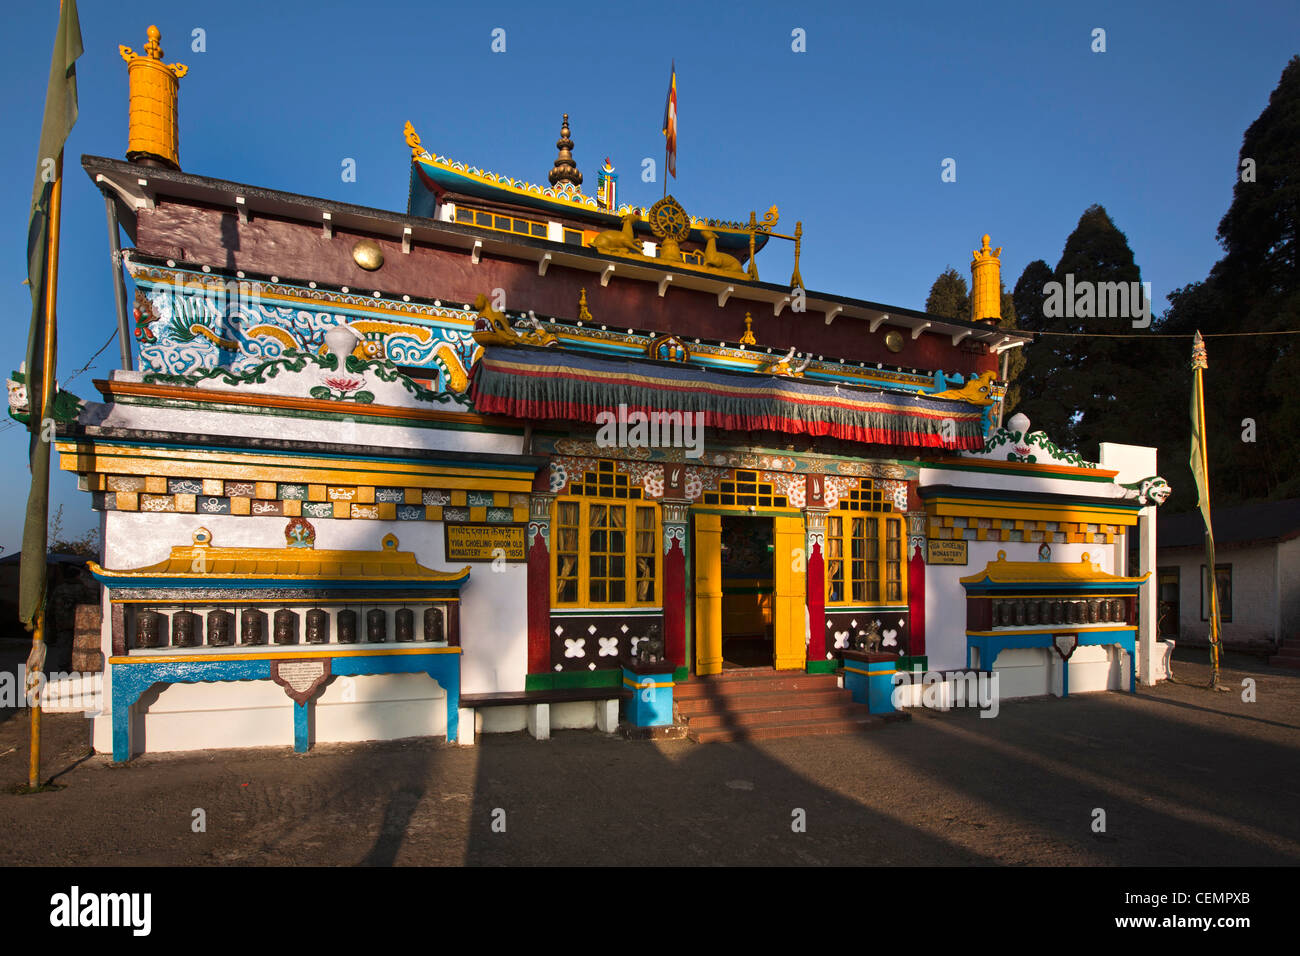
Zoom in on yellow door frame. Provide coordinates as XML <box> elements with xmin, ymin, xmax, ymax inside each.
<box><xmin>694</xmin><ymin>513</ymin><xmax>723</xmax><ymax>675</ymax></box>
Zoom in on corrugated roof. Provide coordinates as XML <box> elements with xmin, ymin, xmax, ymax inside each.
<box><xmin>1158</xmin><ymin>498</ymin><xmax>1300</xmax><ymax>549</ymax></box>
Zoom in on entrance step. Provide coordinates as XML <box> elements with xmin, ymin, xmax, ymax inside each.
<box><xmin>675</xmin><ymin>669</ymin><xmax>900</xmax><ymax>743</ymax></box>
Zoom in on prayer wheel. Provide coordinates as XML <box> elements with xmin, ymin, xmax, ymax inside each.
<box><xmin>172</xmin><ymin>610</ymin><xmax>201</xmax><ymax>647</ymax></box>
<box><xmin>207</xmin><ymin>609</ymin><xmax>234</xmax><ymax>646</ymax></box>
<box><xmin>136</xmin><ymin>610</ymin><xmax>164</xmax><ymax>649</ymax></box>
<box><xmin>274</xmin><ymin>608</ymin><xmax>298</xmax><ymax>645</ymax></box>
<box><xmin>395</xmin><ymin>608</ymin><xmax>415</xmax><ymax>642</ymax></box>
<box><xmin>367</xmin><ymin>608</ymin><xmax>387</xmax><ymax>643</ymax></box>
<box><xmin>305</xmin><ymin>608</ymin><xmax>330</xmax><ymax>644</ymax></box>
<box><xmin>424</xmin><ymin>607</ymin><xmax>444</xmax><ymax>643</ymax></box>
<box><xmin>241</xmin><ymin>608</ymin><xmax>267</xmax><ymax>645</ymax></box>
<box><xmin>337</xmin><ymin>609</ymin><xmax>358</xmax><ymax>644</ymax></box>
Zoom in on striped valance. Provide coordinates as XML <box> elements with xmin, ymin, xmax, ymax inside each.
<box><xmin>469</xmin><ymin>348</ymin><xmax>986</xmax><ymax>450</ymax></box>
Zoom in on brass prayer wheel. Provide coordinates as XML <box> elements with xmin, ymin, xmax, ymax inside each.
<box><xmin>395</xmin><ymin>608</ymin><xmax>415</xmax><ymax>642</ymax></box>
<box><xmin>424</xmin><ymin>607</ymin><xmax>444</xmax><ymax>643</ymax></box>
<box><xmin>274</xmin><ymin>608</ymin><xmax>298</xmax><ymax>645</ymax></box>
<box><xmin>136</xmin><ymin>610</ymin><xmax>163</xmax><ymax>649</ymax></box>
<box><xmin>241</xmin><ymin>608</ymin><xmax>267</xmax><ymax>645</ymax></box>
<box><xmin>172</xmin><ymin>610</ymin><xmax>201</xmax><ymax>647</ymax></box>
<box><xmin>305</xmin><ymin>608</ymin><xmax>330</xmax><ymax>644</ymax></box>
<box><xmin>366</xmin><ymin>608</ymin><xmax>387</xmax><ymax>643</ymax></box>
<box><xmin>337</xmin><ymin>609</ymin><xmax>358</xmax><ymax>644</ymax></box>
<box><xmin>207</xmin><ymin>609</ymin><xmax>234</xmax><ymax>646</ymax></box>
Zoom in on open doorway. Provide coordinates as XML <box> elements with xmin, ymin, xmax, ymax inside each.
<box><xmin>720</xmin><ymin>516</ymin><xmax>775</xmax><ymax>668</ymax></box>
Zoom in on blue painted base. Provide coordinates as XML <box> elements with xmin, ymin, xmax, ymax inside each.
<box><xmin>110</xmin><ymin>649</ymin><xmax>461</xmax><ymax>762</ymax></box>
<box><xmin>621</xmin><ymin>667</ymin><xmax>674</xmax><ymax>727</ymax></box>
<box><xmin>966</xmin><ymin>629</ymin><xmax>1136</xmax><ymax>697</ymax></box>
<box><xmin>843</xmin><ymin>661</ymin><xmax>897</xmax><ymax>714</ymax></box>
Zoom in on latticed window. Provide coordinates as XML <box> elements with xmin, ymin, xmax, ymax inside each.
<box><xmin>553</xmin><ymin>461</ymin><xmax>659</xmax><ymax>607</ymax></box>
<box><xmin>454</xmin><ymin>206</ymin><xmax>548</xmax><ymax>239</ymax></box>
<box><xmin>826</xmin><ymin>479</ymin><xmax>905</xmax><ymax>605</ymax></box>
<box><xmin>701</xmin><ymin>470</ymin><xmax>789</xmax><ymax>507</ymax></box>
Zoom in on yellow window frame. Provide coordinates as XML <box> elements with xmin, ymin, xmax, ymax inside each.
<box><xmin>825</xmin><ymin>482</ymin><xmax>907</xmax><ymax>606</ymax></box>
<box><xmin>551</xmin><ymin>496</ymin><xmax>661</xmax><ymax>609</ymax></box>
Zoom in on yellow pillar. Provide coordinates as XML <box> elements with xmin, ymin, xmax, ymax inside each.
<box><xmin>694</xmin><ymin>514</ymin><xmax>723</xmax><ymax>675</ymax></box>
<box><xmin>773</xmin><ymin>515</ymin><xmax>807</xmax><ymax>671</ymax></box>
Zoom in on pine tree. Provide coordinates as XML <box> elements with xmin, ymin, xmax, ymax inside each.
<box><xmin>1012</xmin><ymin>258</ymin><xmax>1070</xmax><ymax>441</ymax></box>
<box><xmin>925</xmin><ymin>267</ymin><xmax>970</xmax><ymax>321</ymax></box>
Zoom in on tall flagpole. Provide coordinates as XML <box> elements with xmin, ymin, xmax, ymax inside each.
<box><xmin>29</xmin><ymin>139</ymin><xmax>63</xmax><ymax>794</ymax></box>
<box><xmin>1191</xmin><ymin>331</ymin><xmax>1221</xmax><ymax>689</ymax></box>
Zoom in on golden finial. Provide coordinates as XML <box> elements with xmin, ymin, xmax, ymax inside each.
<box><xmin>739</xmin><ymin>312</ymin><xmax>756</xmax><ymax>345</ymax></box>
<box><xmin>970</xmin><ymin>232</ymin><xmax>1003</xmax><ymax>323</ymax></box>
<box><xmin>548</xmin><ymin>114</ymin><xmax>583</xmax><ymax>188</ymax></box>
<box><xmin>404</xmin><ymin>121</ymin><xmax>430</xmax><ymax>161</ymax></box>
<box><xmin>120</xmin><ymin>26</ymin><xmax>187</xmax><ymax>170</ymax></box>
<box><xmin>578</xmin><ymin>288</ymin><xmax>593</xmax><ymax>322</ymax></box>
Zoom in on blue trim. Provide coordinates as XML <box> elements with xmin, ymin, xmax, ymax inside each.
<box><xmin>110</xmin><ymin>650</ymin><xmax>461</xmax><ymax>761</ymax></box>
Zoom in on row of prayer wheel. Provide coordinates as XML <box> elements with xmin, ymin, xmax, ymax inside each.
<box><xmin>134</xmin><ymin>607</ymin><xmax>445</xmax><ymax>648</ymax></box>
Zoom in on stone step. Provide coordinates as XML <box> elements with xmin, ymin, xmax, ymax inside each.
<box><xmin>674</xmin><ymin>687</ymin><xmax>849</xmax><ymax>717</ymax></box>
<box><xmin>675</xmin><ymin>672</ymin><xmax>840</xmax><ymax>700</ymax></box>
<box><xmin>681</xmin><ymin>702</ymin><xmax>872</xmax><ymax>730</ymax></box>
<box><xmin>687</xmin><ymin>713</ymin><xmax>887</xmax><ymax>743</ymax></box>
<box><xmin>1268</xmin><ymin>654</ymin><xmax>1300</xmax><ymax>669</ymax></box>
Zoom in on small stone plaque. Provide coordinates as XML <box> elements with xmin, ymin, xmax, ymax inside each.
<box><xmin>270</xmin><ymin>658</ymin><xmax>331</xmax><ymax>705</ymax></box>
<box><xmin>423</xmin><ymin>489</ymin><xmax>451</xmax><ymax>506</ymax></box>
<box><xmin>468</xmin><ymin>491</ymin><xmax>495</xmax><ymax>507</ymax></box>
<box><xmin>375</xmin><ymin>487</ymin><xmax>406</xmax><ymax>502</ymax></box>
<box><xmin>198</xmin><ymin>496</ymin><xmax>232</xmax><ymax>515</ymax></box>
<box><xmin>302</xmin><ymin>502</ymin><xmax>334</xmax><ymax>518</ymax></box>
<box><xmin>397</xmin><ymin>505</ymin><xmax>425</xmax><ymax>521</ymax></box>
<box><xmin>278</xmin><ymin>483</ymin><xmax>307</xmax><ymax>500</ymax></box>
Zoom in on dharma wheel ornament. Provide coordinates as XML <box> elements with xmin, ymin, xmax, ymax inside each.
<box><xmin>305</xmin><ymin>608</ymin><xmax>330</xmax><ymax>644</ymax></box>
<box><xmin>395</xmin><ymin>608</ymin><xmax>415</xmax><ymax>642</ymax></box>
<box><xmin>648</xmin><ymin>195</ymin><xmax>690</xmax><ymax>261</ymax></box>
<box><xmin>367</xmin><ymin>608</ymin><xmax>387</xmax><ymax>643</ymax></box>
<box><xmin>424</xmin><ymin>607</ymin><xmax>444</xmax><ymax>643</ymax></box>
<box><xmin>337</xmin><ymin>609</ymin><xmax>358</xmax><ymax>644</ymax></box>
<box><xmin>274</xmin><ymin>609</ymin><xmax>298</xmax><ymax>645</ymax></box>
<box><xmin>241</xmin><ymin>608</ymin><xmax>267</xmax><ymax>645</ymax></box>
<box><xmin>172</xmin><ymin>610</ymin><xmax>201</xmax><ymax>647</ymax></box>
<box><xmin>136</xmin><ymin>610</ymin><xmax>163</xmax><ymax>649</ymax></box>
<box><xmin>207</xmin><ymin>609</ymin><xmax>234</xmax><ymax>647</ymax></box>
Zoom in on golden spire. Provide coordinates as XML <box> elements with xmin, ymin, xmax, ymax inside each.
<box><xmin>120</xmin><ymin>26</ymin><xmax>188</xmax><ymax>170</ymax></box>
<box><xmin>739</xmin><ymin>312</ymin><xmax>756</xmax><ymax>345</ymax></box>
<box><xmin>970</xmin><ymin>233</ymin><xmax>1003</xmax><ymax>323</ymax></box>
<box><xmin>548</xmin><ymin>114</ymin><xmax>583</xmax><ymax>188</ymax></box>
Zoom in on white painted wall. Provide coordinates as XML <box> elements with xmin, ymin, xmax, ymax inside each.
<box><xmin>1163</xmin><ymin>543</ymin><xmax>1280</xmax><ymax>647</ymax></box>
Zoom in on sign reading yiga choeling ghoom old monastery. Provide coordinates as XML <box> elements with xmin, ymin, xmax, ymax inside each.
<box><xmin>13</xmin><ymin>26</ymin><xmax>1171</xmax><ymax>758</ymax></box>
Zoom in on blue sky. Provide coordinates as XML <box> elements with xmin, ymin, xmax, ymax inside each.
<box><xmin>2</xmin><ymin>0</ymin><xmax>1297</xmax><ymax>553</ymax></box>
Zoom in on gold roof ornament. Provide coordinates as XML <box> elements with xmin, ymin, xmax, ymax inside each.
<box><xmin>119</xmin><ymin>26</ymin><xmax>188</xmax><ymax>170</ymax></box>
<box><xmin>970</xmin><ymin>233</ymin><xmax>1003</xmax><ymax>323</ymax></box>
<box><xmin>471</xmin><ymin>293</ymin><xmax>557</xmax><ymax>348</ymax></box>
<box><xmin>739</xmin><ymin>312</ymin><xmax>756</xmax><ymax>346</ymax></box>
<box><xmin>578</xmin><ymin>288</ymin><xmax>593</xmax><ymax>322</ymax></box>
<box><xmin>548</xmin><ymin>114</ymin><xmax>583</xmax><ymax>188</ymax></box>
<box><xmin>89</xmin><ymin>528</ymin><xmax>472</xmax><ymax>586</ymax></box>
<box><xmin>960</xmin><ymin>551</ymin><xmax>1149</xmax><ymax>586</ymax></box>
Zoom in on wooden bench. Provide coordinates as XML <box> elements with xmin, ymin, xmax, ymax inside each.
<box><xmin>458</xmin><ymin>687</ymin><xmax>622</xmax><ymax>743</ymax></box>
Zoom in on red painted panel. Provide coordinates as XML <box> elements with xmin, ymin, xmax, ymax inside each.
<box><xmin>527</xmin><ymin>527</ymin><xmax>550</xmax><ymax>674</ymax></box>
<box><xmin>806</xmin><ymin>541</ymin><xmax>826</xmax><ymax>663</ymax></box>
<box><xmin>909</xmin><ymin>545</ymin><xmax>926</xmax><ymax>656</ymax></box>
<box><xmin>664</xmin><ymin>537</ymin><xmax>686</xmax><ymax>668</ymax></box>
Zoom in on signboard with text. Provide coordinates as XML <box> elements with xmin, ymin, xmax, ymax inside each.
<box><xmin>927</xmin><ymin>539</ymin><xmax>968</xmax><ymax>565</ymax></box>
<box><xmin>444</xmin><ymin>522</ymin><xmax>527</xmax><ymax>562</ymax></box>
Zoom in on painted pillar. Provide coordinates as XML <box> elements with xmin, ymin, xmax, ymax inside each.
<box><xmin>1138</xmin><ymin>504</ymin><xmax>1157</xmax><ymax>686</ymax></box>
<box><xmin>773</xmin><ymin>515</ymin><xmax>808</xmax><ymax>671</ymax></box>
<box><xmin>662</xmin><ymin>500</ymin><xmax>689</xmax><ymax>670</ymax></box>
<box><xmin>804</xmin><ymin>507</ymin><xmax>827</xmax><ymax>668</ymax></box>
<box><xmin>694</xmin><ymin>514</ymin><xmax>723</xmax><ymax>675</ymax></box>
<box><xmin>907</xmin><ymin>510</ymin><xmax>927</xmax><ymax>657</ymax></box>
<box><xmin>527</xmin><ymin>492</ymin><xmax>554</xmax><ymax>675</ymax></box>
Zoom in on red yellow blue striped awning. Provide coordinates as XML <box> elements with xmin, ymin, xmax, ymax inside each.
<box><xmin>469</xmin><ymin>347</ymin><xmax>986</xmax><ymax>450</ymax></box>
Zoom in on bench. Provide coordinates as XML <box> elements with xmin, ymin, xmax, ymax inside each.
<box><xmin>458</xmin><ymin>687</ymin><xmax>622</xmax><ymax>744</ymax></box>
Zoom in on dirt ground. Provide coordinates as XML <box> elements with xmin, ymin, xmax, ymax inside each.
<box><xmin>1</xmin><ymin>650</ymin><xmax>1296</xmax><ymax>866</ymax></box>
